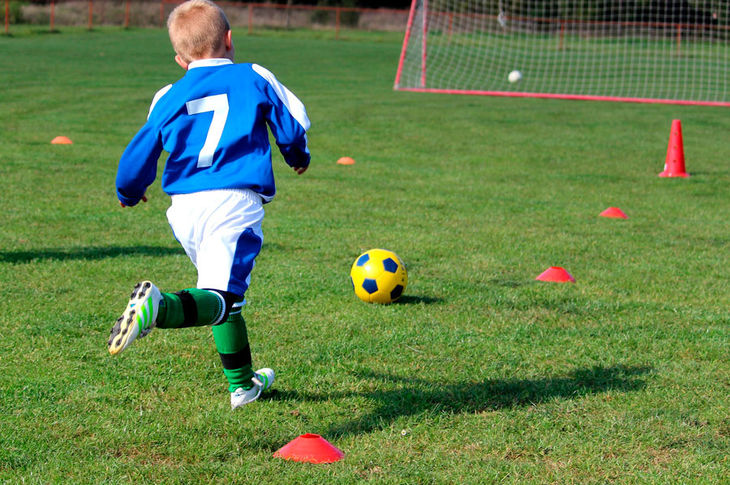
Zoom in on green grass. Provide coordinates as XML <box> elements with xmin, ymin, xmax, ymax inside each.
<box><xmin>1</xmin><ymin>27</ymin><xmax>729</xmax><ymax>483</ymax></box>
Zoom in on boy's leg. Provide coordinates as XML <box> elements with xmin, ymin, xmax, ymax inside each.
<box><xmin>109</xmin><ymin>285</ymin><xmax>228</xmax><ymax>354</ymax></box>
<box><xmin>159</xmin><ymin>289</ymin><xmax>270</xmax><ymax>399</ymax></box>
<box><xmin>165</xmin><ymin>189</ymin><xmax>272</xmax><ymax>406</ymax></box>
<box><xmin>156</xmin><ymin>288</ymin><xmax>227</xmax><ymax>329</ymax></box>
<box><xmin>210</xmin><ymin>302</ymin><xmax>255</xmax><ymax>392</ymax></box>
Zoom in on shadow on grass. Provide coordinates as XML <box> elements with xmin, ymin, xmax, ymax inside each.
<box><xmin>0</xmin><ymin>245</ymin><xmax>182</xmax><ymax>263</ymax></box>
<box><xmin>489</xmin><ymin>277</ymin><xmax>532</xmax><ymax>288</ymax></box>
<box><xmin>273</xmin><ymin>364</ymin><xmax>651</xmax><ymax>438</ymax></box>
<box><xmin>396</xmin><ymin>294</ymin><xmax>443</xmax><ymax>305</ymax></box>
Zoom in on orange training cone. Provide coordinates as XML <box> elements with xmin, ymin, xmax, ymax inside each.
<box><xmin>274</xmin><ymin>434</ymin><xmax>345</xmax><ymax>464</ymax></box>
<box><xmin>659</xmin><ymin>120</ymin><xmax>689</xmax><ymax>178</ymax></box>
<box><xmin>599</xmin><ymin>207</ymin><xmax>628</xmax><ymax>219</ymax></box>
<box><xmin>536</xmin><ymin>266</ymin><xmax>575</xmax><ymax>283</ymax></box>
<box><xmin>336</xmin><ymin>156</ymin><xmax>355</xmax><ymax>165</ymax></box>
<box><xmin>51</xmin><ymin>136</ymin><xmax>73</xmax><ymax>145</ymax></box>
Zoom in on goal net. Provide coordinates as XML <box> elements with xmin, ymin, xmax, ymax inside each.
<box><xmin>394</xmin><ymin>0</ymin><xmax>730</xmax><ymax>106</ymax></box>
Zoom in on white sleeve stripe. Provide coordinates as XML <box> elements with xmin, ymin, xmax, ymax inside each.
<box><xmin>252</xmin><ymin>64</ymin><xmax>310</xmax><ymax>131</ymax></box>
<box><xmin>148</xmin><ymin>84</ymin><xmax>172</xmax><ymax>120</ymax></box>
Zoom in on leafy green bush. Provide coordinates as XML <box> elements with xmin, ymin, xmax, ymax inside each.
<box><xmin>8</xmin><ymin>1</ymin><xmax>26</xmax><ymax>24</ymax></box>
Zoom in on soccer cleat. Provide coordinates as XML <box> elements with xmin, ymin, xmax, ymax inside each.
<box><xmin>230</xmin><ymin>368</ymin><xmax>275</xmax><ymax>409</ymax></box>
<box><xmin>108</xmin><ymin>281</ymin><xmax>162</xmax><ymax>355</ymax></box>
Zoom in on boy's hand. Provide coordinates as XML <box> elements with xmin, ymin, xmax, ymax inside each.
<box><xmin>293</xmin><ymin>166</ymin><xmax>308</xmax><ymax>175</ymax></box>
<box><xmin>119</xmin><ymin>195</ymin><xmax>148</xmax><ymax>208</ymax></box>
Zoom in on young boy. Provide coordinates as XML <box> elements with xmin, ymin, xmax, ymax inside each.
<box><xmin>108</xmin><ymin>0</ymin><xmax>311</xmax><ymax>409</ymax></box>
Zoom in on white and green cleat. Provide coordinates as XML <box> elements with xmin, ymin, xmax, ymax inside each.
<box><xmin>231</xmin><ymin>368</ymin><xmax>275</xmax><ymax>409</ymax></box>
<box><xmin>108</xmin><ymin>281</ymin><xmax>162</xmax><ymax>355</ymax></box>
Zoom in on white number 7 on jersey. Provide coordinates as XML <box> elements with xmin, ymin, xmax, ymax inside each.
<box><xmin>185</xmin><ymin>94</ymin><xmax>229</xmax><ymax>168</ymax></box>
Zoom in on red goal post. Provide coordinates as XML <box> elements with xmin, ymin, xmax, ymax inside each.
<box><xmin>394</xmin><ymin>0</ymin><xmax>730</xmax><ymax>106</ymax></box>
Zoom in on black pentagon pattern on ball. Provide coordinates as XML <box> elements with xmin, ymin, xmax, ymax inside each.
<box><xmin>356</xmin><ymin>254</ymin><xmax>370</xmax><ymax>266</ymax></box>
<box><xmin>390</xmin><ymin>285</ymin><xmax>404</xmax><ymax>300</ymax></box>
<box><xmin>362</xmin><ymin>278</ymin><xmax>378</xmax><ymax>294</ymax></box>
<box><xmin>382</xmin><ymin>257</ymin><xmax>398</xmax><ymax>273</ymax></box>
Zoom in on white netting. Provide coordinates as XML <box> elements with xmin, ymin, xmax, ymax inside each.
<box><xmin>394</xmin><ymin>0</ymin><xmax>730</xmax><ymax>105</ymax></box>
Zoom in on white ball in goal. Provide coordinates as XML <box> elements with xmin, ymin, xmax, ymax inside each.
<box><xmin>508</xmin><ymin>70</ymin><xmax>522</xmax><ymax>84</ymax></box>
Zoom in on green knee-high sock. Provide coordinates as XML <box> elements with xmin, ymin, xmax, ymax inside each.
<box><xmin>156</xmin><ymin>289</ymin><xmax>225</xmax><ymax>329</ymax></box>
<box><xmin>211</xmin><ymin>307</ymin><xmax>255</xmax><ymax>392</ymax></box>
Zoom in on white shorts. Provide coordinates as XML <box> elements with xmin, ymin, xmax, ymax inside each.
<box><xmin>166</xmin><ymin>189</ymin><xmax>264</xmax><ymax>298</ymax></box>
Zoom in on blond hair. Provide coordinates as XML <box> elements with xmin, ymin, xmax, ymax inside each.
<box><xmin>167</xmin><ymin>0</ymin><xmax>230</xmax><ymax>63</ymax></box>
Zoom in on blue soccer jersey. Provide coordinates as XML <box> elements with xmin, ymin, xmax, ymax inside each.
<box><xmin>116</xmin><ymin>59</ymin><xmax>310</xmax><ymax>206</ymax></box>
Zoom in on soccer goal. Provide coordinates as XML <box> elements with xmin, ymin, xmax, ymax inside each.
<box><xmin>394</xmin><ymin>0</ymin><xmax>730</xmax><ymax>106</ymax></box>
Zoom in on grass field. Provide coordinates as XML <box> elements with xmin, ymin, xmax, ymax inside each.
<box><xmin>1</xmin><ymin>27</ymin><xmax>729</xmax><ymax>483</ymax></box>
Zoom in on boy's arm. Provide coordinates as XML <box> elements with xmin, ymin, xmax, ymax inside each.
<box><xmin>116</xmin><ymin>85</ymin><xmax>171</xmax><ymax>206</ymax></box>
<box><xmin>115</xmin><ymin>122</ymin><xmax>163</xmax><ymax>207</ymax></box>
<box><xmin>252</xmin><ymin>64</ymin><xmax>311</xmax><ymax>172</ymax></box>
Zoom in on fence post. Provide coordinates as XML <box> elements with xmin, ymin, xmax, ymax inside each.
<box><xmin>51</xmin><ymin>0</ymin><xmax>55</xmax><ymax>30</ymax></box>
<box><xmin>160</xmin><ymin>0</ymin><xmax>164</xmax><ymax>28</ymax></box>
<box><xmin>88</xmin><ymin>0</ymin><xmax>93</xmax><ymax>29</ymax></box>
<box><xmin>5</xmin><ymin>0</ymin><xmax>9</xmax><ymax>35</ymax></box>
<box><xmin>124</xmin><ymin>0</ymin><xmax>130</xmax><ymax>28</ymax></box>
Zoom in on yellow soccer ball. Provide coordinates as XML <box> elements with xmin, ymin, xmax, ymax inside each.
<box><xmin>350</xmin><ymin>249</ymin><xmax>408</xmax><ymax>304</ymax></box>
